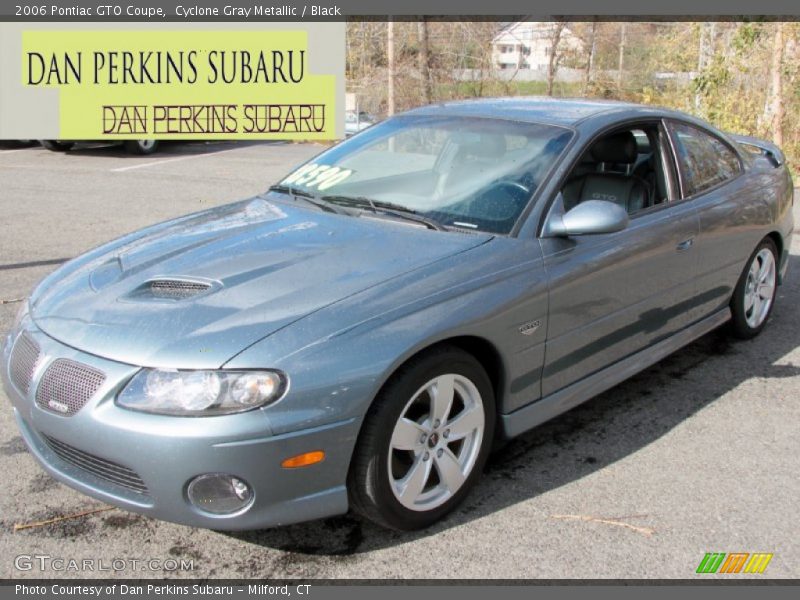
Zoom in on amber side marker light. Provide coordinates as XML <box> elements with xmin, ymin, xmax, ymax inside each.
<box><xmin>281</xmin><ymin>450</ymin><xmax>325</xmax><ymax>468</ymax></box>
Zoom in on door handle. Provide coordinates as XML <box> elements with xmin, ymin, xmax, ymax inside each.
<box><xmin>676</xmin><ymin>238</ymin><xmax>694</xmax><ymax>251</ymax></box>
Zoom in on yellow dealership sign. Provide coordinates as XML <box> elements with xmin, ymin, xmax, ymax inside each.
<box><xmin>21</xmin><ymin>30</ymin><xmax>339</xmax><ymax>140</ymax></box>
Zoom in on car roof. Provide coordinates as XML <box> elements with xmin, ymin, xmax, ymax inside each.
<box><xmin>402</xmin><ymin>96</ymin><xmax>680</xmax><ymax>127</ymax></box>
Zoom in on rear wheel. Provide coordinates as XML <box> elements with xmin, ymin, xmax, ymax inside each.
<box><xmin>40</xmin><ymin>140</ymin><xmax>74</xmax><ymax>152</ymax></box>
<box><xmin>348</xmin><ymin>347</ymin><xmax>495</xmax><ymax>530</ymax></box>
<box><xmin>124</xmin><ymin>140</ymin><xmax>159</xmax><ymax>155</ymax></box>
<box><xmin>730</xmin><ymin>238</ymin><xmax>778</xmax><ymax>339</ymax></box>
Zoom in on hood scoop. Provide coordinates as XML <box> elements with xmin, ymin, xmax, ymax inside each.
<box><xmin>130</xmin><ymin>278</ymin><xmax>216</xmax><ymax>302</ymax></box>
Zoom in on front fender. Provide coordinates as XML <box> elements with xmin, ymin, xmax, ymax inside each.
<box><xmin>226</xmin><ymin>237</ymin><xmax>550</xmax><ymax>435</ymax></box>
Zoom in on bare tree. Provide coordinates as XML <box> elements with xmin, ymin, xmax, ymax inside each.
<box><xmin>695</xmin><ymin>22</ymin><xmax>717</xmax><ymax>110</ymax></box>
<box><xmin>617</xmin><ymin>22</ymin><xmax>627</xmax><ymax>89</ymax></box>
<box><xmin>387</xmin><ymin>19</ymin><xmax>395</xmax><ymax>116</ymax></box>
<box><xmin>583</xmin><ymin>20</ymin><xmax>597</xmax><ymax>94</ymax></box>
<box><xmin>344</xmin><ymin>21</ymin><xmax>800</xmax><ymax>175</ymax></box>
<box><xmin>546</xmin><ymin>21</ymin><xmax>567</xmax><ymax>96</ymax></box>
<box><xmin>765</xmin><ymin>22</ymin><xmax>785</xmax><ymax>146</ymax></box>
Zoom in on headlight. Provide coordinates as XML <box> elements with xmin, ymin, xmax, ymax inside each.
<box><xmin>116</xmin><ymin>369</ymin><xmax>287</xmax><ymax>416</ymax></box>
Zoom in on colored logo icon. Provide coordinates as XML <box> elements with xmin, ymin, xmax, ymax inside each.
<box><xmin>696</xmin><ymin>552</ymin><xmax>773</xmax><ymax>574</ymax></box>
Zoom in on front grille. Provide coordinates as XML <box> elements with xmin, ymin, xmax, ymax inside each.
<box><xmin>148</xmin><ymin>279</ymin><xmax>211</xmax><ymax>300</ymax></box>
<box><xmin>42</xmin><ymin>435</ymin><xmax>148</xmax><ymax>494</ymax></box>
<box><xmin>35</xmin><ymin>359</ymin><xmax>105</xmax><ymax>416</ymax></box>
<box><xmin>9</xmin><ymin>332</ymin><xmax>41</xmax><ymax>395</ymax></box>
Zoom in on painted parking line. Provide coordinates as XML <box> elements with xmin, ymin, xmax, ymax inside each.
<box><xmin>110</xmin><ymin>153</ymin><xmax>209</xmax><ymax>172</ymax></box>
<box><xmin>0</xmin><ymin>147</ymin><xmax>37</xmax><ymax>155</ymax></box>
<box><xmin>110</xmin><ymin>144</ymin><xmax>253</xmax><ymax>173</ymax></box>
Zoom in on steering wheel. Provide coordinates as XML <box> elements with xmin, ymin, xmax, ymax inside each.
<box><xmin>495</xmin><ymin>180</ymin><xmax>531</xmax><ymax>197</ymax></box>
<box><xmin>462</xmin><ymin>179</ymin><xmax>532</xmax><ymax>226</ymax></box>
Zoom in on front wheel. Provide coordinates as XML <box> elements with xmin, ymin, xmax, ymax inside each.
<box><xmin>40</xmin><ymin>140</ymin><xmax>74</xmax><ymax>152</ymax></box>
<box><xmin>124</xmin><ymin>140</ymin><xmax>159</xmax><ymax>155</ymax></box>
<box><xmin>348</xmin><ymin>347</ymin><xmax>495</xmax><ymax>530</ymax></box>
<box><xmin>730</xmin><ymin>238</ymin><xmax>778</xmax><ymax>339</ymax></box>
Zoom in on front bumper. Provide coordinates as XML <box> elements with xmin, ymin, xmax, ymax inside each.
<box><xmin>1</xmin><ymin>322</ymin><xmax>356</xmax><ymax>530</ymax></box>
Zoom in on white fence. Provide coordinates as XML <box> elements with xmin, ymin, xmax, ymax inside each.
<box><xmin>453</xmin><ymin>67</ymin><xmax>585</xmax><ymax>83</ymax></box>
<box><xmin>452</xmin><ymin>68</ymin><xmax>696</xmax><ymax>85</ymax></box>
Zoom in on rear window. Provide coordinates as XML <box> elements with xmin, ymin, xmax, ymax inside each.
<box><xmin>668</xmin><ymin>122</ymin><xmax>742</xmax><ymax>197</ymax></box>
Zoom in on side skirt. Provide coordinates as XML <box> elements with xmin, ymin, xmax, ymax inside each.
<box><xmin>500</xmin><ymin>307</ymin><xmax>732</xmax><ymax>439</ymax></box>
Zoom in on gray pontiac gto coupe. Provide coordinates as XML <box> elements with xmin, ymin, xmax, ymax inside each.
<box><xmin>2</xmin><ymin>98</ymin><xmax>794</xmax><ymax>531</ymax></box>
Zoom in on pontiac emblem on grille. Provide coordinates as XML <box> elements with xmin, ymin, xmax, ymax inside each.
<box><xmin>519</xmin><ymin>320</ymin><xmax>542</xmax><ymax>336</ymax></box>
<box><xmin>48</xmin><ymin>400</ymin><xmax>69</xmax><ymax>413</ymax></box>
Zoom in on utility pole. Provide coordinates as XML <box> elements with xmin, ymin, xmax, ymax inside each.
<box><xmin>387</xmin><ymin>18</ymin><xmax>396</xmax><ymax>116</ymax></box>
<box><xmin>617</xmin><ymin>23</ymin><xmax>626</xmax><ymax>91</ymax></box>
<box><xmin>417</xmin><ymin>17</ymin><xmax>432</xmax><ymax>105</ymax></box>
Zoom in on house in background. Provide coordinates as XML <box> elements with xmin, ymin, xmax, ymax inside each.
<box><xmin>492</xmin><ymin>21</ymin><xmax>584</xmax><ymax>70</ymax></box>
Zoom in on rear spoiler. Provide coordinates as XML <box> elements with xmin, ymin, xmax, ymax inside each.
<box><xmin>728</xmin><ymin>133</ymin><xmax>785</xmax><ymax>167</ymax></box>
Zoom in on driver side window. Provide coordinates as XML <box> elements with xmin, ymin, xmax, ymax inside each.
<box><xmin>561</xmin><ymin>125</ymin><xmax>670</xmax><ymax>215</ymax></box>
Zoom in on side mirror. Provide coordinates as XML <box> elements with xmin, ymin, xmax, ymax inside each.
<box><xmin>545</xmin><ymin>199</ymin><xmax>629</xmax><ymax>237</ymax></box>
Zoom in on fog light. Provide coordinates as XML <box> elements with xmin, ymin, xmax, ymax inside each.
<box><xmin>187</xmin><ymin>473</ymin><xmax>253</xmax><ymax>515</ymax></box>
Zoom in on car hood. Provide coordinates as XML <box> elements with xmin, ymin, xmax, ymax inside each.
<box><xmin>31</xmin><ymin>197</ymin><xmax>490</xmax><ymax>368</ymax></box>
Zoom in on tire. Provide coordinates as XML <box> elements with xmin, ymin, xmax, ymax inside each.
<box><xmin>348</xmin><ymin>346</ymin><xmax>495</xmax><ymax>530</ymax></box>
<box><xmin>124</xmin><ymin>140</ymin><xmax>159</xmax><ymax>155</ymax></box>
<box><xmin>730</xmin><ymin>237</ymin><xmax>778</xmax><ymax>339</ymax></box>
<box><xmin>40</xmin><ymin>140</ymin><xmax>75</xmax><ymax>152</ymax></box>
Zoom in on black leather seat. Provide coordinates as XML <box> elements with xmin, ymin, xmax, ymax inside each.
<box><xmin>562</xmin><ymin>132</ymin><xmax>650</xmax><ymax>214</ymax></box>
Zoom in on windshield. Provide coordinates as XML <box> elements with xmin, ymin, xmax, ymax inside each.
<box><xmin>276</xmin><ymin>115</ymin><xmax>572</xmax><ymax>234</ymax></box>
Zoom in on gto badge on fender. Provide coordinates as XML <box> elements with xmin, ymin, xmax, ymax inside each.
<box><xmin>519</xmin><ymin>320</ymin><xmax>542</xmax><ymax>336</ymax></box>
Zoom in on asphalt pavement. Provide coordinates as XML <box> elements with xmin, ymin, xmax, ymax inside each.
<box><xmin>0</xmin><ymin>140</ymin><xmax>798</xmax><ymax>579</ymax></box>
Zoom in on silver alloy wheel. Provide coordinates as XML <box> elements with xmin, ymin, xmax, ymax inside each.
<box><xmin>744</xmin><ymin>248</ymin><xmax>776</xmax><ymax>329</ymax></box>
<box><xmin>137</xmin><ymin>140</ymin><xmax>156</xmax><ymax>151</ymax></box>
<box><xmin>387</xmin><ymin>373</ymin><xmax>485</xmax><ymax>511</ymax></box>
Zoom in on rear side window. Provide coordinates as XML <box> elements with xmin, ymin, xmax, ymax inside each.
<box><xmin>667</xmin><ymin>122</ymin><xmax>742</xmax><ymax>197</ymax></box>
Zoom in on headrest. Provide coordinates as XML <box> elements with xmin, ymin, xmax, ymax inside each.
<box><xmin>590</xmin><ymin>131</ymin><xmax>637</xmax><ymax>164</ymax></box>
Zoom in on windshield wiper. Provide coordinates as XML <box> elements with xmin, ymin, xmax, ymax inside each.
<box><xmin>267</xmin><ymin>184</ymin><xmax>342</xmax><ymax>214</ymax></box>
<box><xmin>321</xmin><ymin>195</ymin><xmax>446</xmax><ymax>231</ymax></box>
